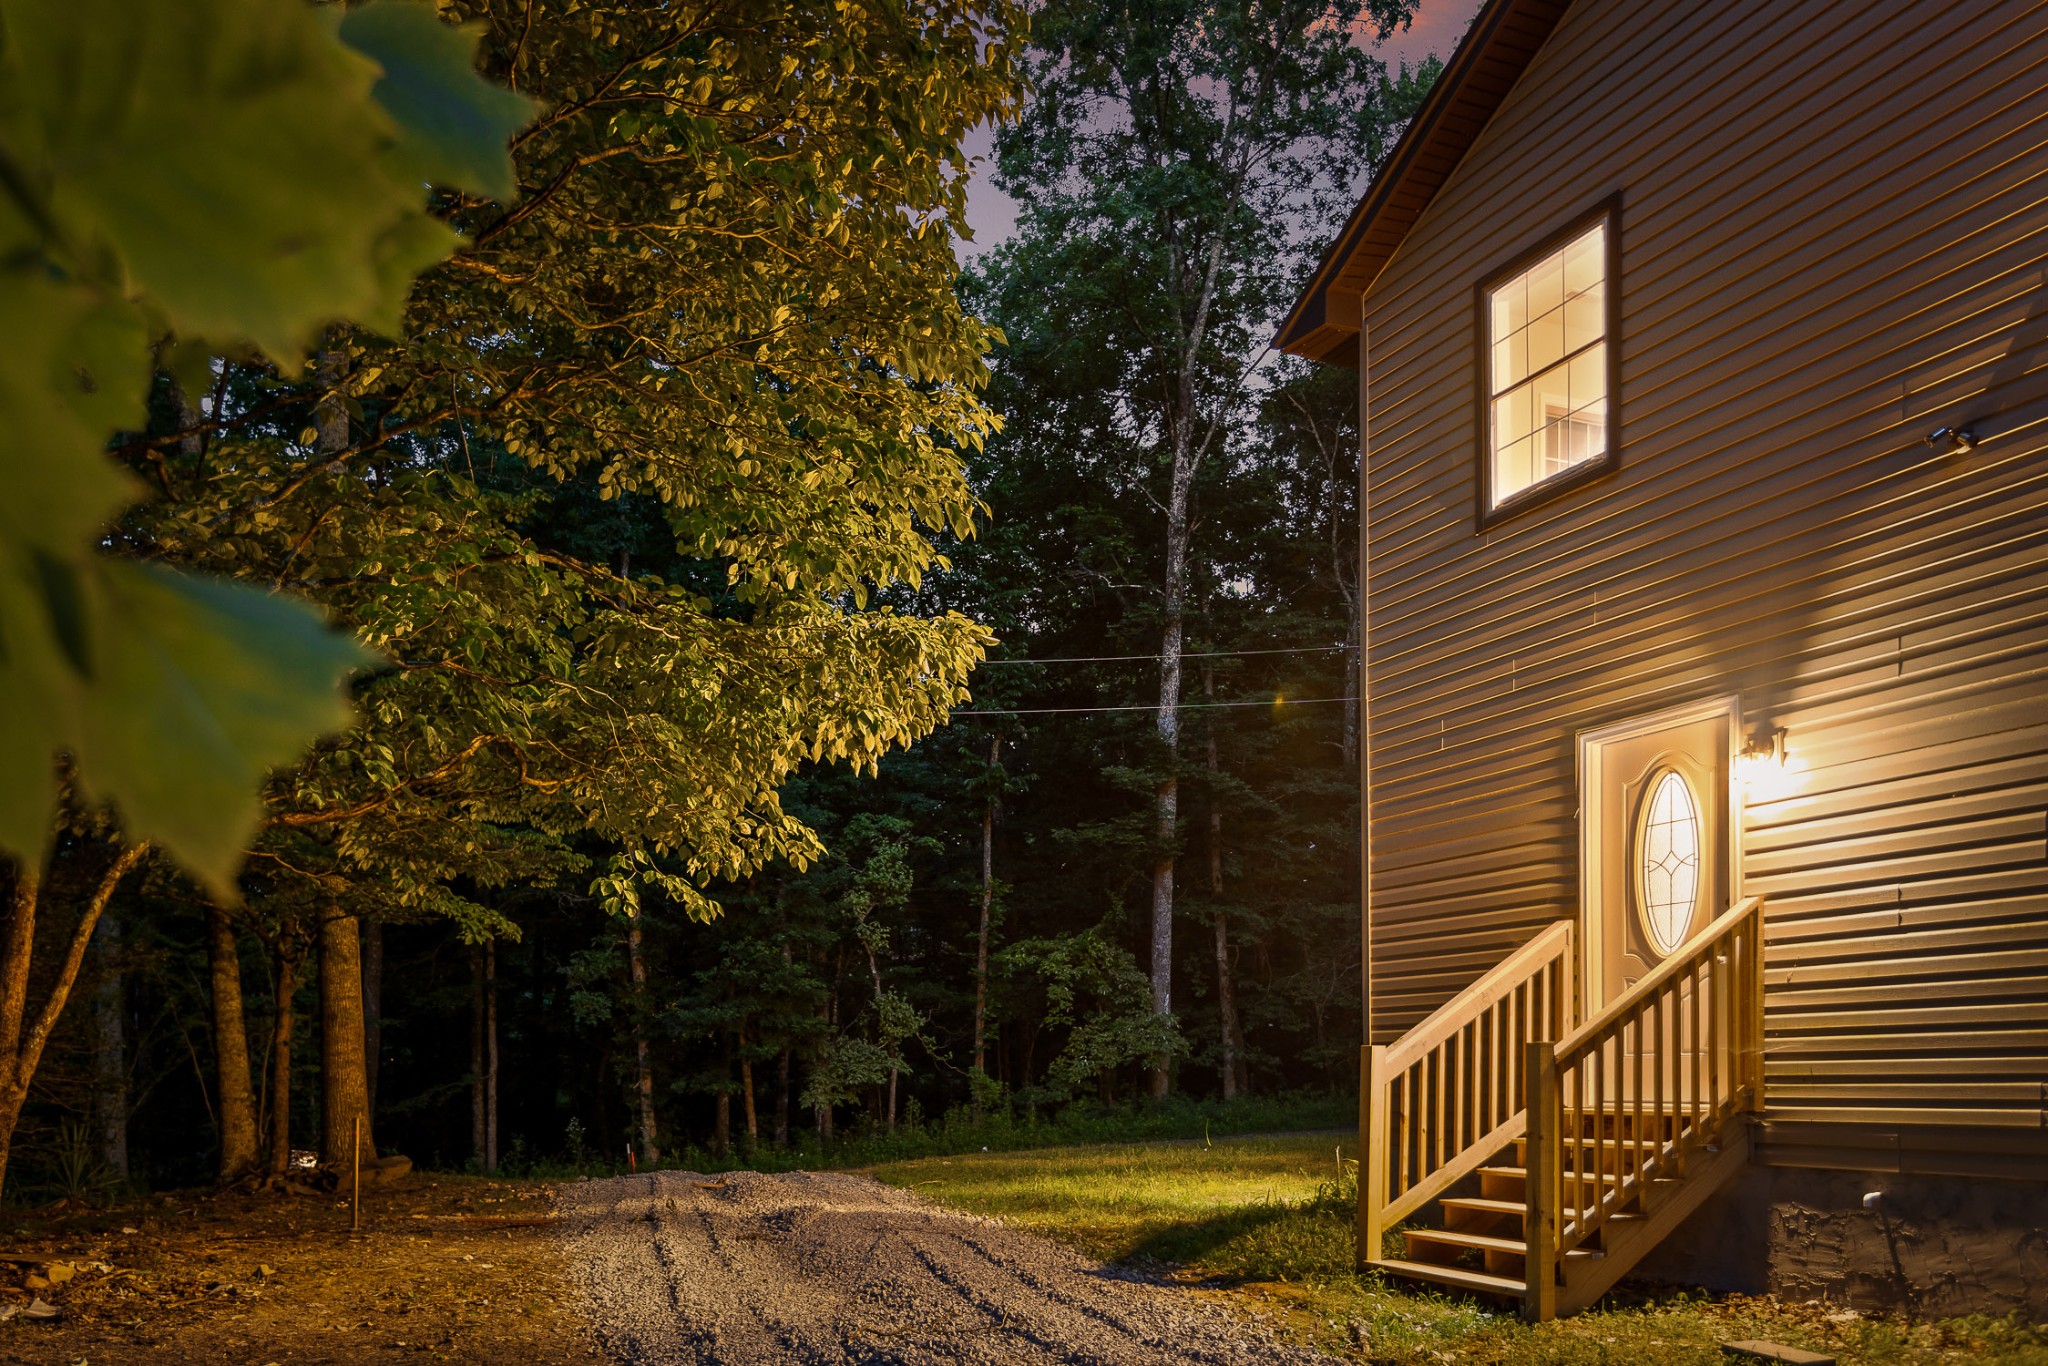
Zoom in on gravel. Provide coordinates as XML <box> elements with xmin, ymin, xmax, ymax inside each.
<box><xmin>557</xmin><ymin>1168</ymin><xmax>1343</xmax><ymax>1365</ymax></box>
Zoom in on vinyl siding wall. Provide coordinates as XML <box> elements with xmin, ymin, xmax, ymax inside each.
<box><xmin>1358</xmin><ymin>0</ymin><xmax>2048</xmax><ymax>1164</ymax></box>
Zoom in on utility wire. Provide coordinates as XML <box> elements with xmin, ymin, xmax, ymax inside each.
<box><xmin>954</xmin><ymin>695</ymin><xmax>1357</xmax><ymax>717</ymax></box>
<box><xmin>978</xmin><ymin>644</ymin><xmax>1347</xmax><ymax>665</ymax></box>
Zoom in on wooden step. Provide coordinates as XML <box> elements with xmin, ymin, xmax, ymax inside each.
<box><xmin>1407</xmin><ymin>1227</ymin><xmax>1610</xmax><ymax>1262</ymax></box>
<box><xmin>1513</xmin><ymin>1137</ymin><xmax>1668</xmax><ymax>1157</ymax></box>
<box><xmin>1370</xmin><ymin>1259</ymin><xmax>1524</xmax><ymax>1300</ymax></box>
<box><xmin>1482</xmin><ymin>1164</ymin><xmax>1621</xmax><ymax>1184</ymax></box>
<box><xmin>1479</xmin><ymin>1165</ymin><xmax>1525</xmax><ymax>1200</ymax></box>
<box><xmin>1443</xmin><ymin>1196</ymin><xmax>1527</xmax><ymax>1221</ymax></box>
<box><xmin>1407</xmin><ymin>1227</ymin><xmax>1530</xmax><ymax>1257</ymax></box>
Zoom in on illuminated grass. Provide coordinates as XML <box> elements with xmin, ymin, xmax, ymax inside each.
<box><xmin>869</xmin><ymin>1135</ymin><xmax>2048</xmax><ymax>1365</ymax></box>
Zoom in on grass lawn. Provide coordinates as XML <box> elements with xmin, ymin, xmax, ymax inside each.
<box><xmin>868</xmin><ymin>1133</ymin><xmax>2048</xmax><ymax>1365</ymax></box>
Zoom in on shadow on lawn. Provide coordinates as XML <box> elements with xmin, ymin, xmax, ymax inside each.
<box><xmin>1122</xmin><ymin>1192</ymin><xmax>1358</xmax><ymax>1282</ymax></box>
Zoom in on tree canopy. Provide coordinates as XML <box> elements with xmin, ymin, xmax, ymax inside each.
<box><xmin>0</xmin><ymin>0</ymin><xmax>1457</xmax><ymax>1203</ymax></box>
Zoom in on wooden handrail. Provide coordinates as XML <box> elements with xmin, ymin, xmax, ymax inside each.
<box><xmin>1361</xmin><ymin>919</ymin><xmax>1574</xmax><ymax>1263</ymax></box>
<box><xmin>1554</xmin><ymin>896</ymin><xmax>1762</xmax><ymax>1064</ymax></box>
<box><xmin>1385</xmin><ymin>921</ymin><xmax>1575</xmax><ymax>1074</ymax></box>
<box><xmin>1526</xmin><ymin>894</ymin><xmax>1766</xmax><ymax>1295</ymax></box>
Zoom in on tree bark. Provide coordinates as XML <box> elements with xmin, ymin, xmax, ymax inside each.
<box><xmin>485</xmin><ymin>939</ymin><xmax>498</xmax><ymax>1173</ymax></box>
<box><xmin>774</xmin><ymin>1042</ymin><xmax>791</xmax><ymax>1147</ymax></box>
<box><xmin>362</xmin><ymin>919</ymin><xmax>382</xmax><ymax>1121</ymax></box>
<box><xmin>318</xmin><ymin>905</ymin><xmax>375</xmax><ymax>1169</ymax></box>
<box><xmin>0</xmin><ymin>844</ymin><xmax>148</xmax><ymax>1205</ymax></box>
<box><xmin>626</xmin><ymin>916</ymin><xmax>659</xmax><ymax>1165</ymax></box>
<box><xmin>712</xmin><ymin>1086</ymin><xmax>731</xmax><ymax>1158</ymax></box>
<box><xmin>91</xmin><ymin>907</ymin><xmax>129</xmax><ymax>1177</ymax></box>
<box><xmin>817</xmin><ymin>959</ymin><xmax>837</xmax><ymax>1144</ymax></box>
<box><xmin>265</xmin><ymin>935</ymin><xmax>305</xmax><ymax>1179</ymax></box>
<box><xmin>739</xmin><ymin>1024</ymin><xmax>758</xmax><ymax>1144</ymax></box>
<box><xmin>861</xmin><ymin>938</ymin><xmax>897</xmax><ymax>1133</ymax></box>
<box><xmin>207</xmin><ymin>908</ymin><xmax>259</xmax><ymax>1182</ymax></box>
<box><xmin>470</xmin><ymin>943</ymin><xmax>486</xmax><ymax>1168</ymax></box>
<box><xmin>1147</xmin><ymin>324</ymin><xmax>1207</xmax><ymax>1101</ymax></box>
<box><xmin>1205</xmin><ymin>665</ymin><xmax>1245</xmax><ymax>1100</ymax></box>
<box><xmin>973</xmin><ymin>734</ymin><xmax>1000</xmax><ymax>1118</ymax></box>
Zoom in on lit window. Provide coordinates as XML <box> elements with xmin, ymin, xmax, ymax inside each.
<box><xmin>1636</xmin><ymin>769</ymin><xmax>1700</xmax><ymax>956</ymax></box>
<box><xmin>1483</xmin><ymin>217</ymin><xmax>1611</xmax><ymax>512</ymax></box>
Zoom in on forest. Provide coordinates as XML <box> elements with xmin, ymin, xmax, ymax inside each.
<box><xmin>0</xmin><ymin>0</ymin><xmax>1441</xmax><ymax>1199</ymax></box>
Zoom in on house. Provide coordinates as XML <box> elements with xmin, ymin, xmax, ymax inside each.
<box><xmin>1280</xmin><ymin>0</ymin><xmax>2048</xmax><ymax>1321</ymax></box>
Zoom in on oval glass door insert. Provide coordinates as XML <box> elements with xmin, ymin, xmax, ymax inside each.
<box><xmin>1637</xmin><ymin>768</ymin><xmax>1702</xmax><ymax>956</ymax></box>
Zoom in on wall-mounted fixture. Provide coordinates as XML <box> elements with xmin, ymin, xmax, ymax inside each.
<box><xmin>1736</xmin><ymin>726</ymin><xmax>1799</xmax><ymax>801</ymax></box>
<box><xmin>1925</xmin><ymin>426</ymin><xmax>1977</xmax><ymax>455</ymax></box>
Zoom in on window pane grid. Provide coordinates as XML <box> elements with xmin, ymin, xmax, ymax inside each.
<box><xmin>1485</xmin><ymin>219</ymin><xmax>1608</xmax><ymax>506</ymax></box>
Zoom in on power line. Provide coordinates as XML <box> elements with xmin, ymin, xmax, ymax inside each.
<box><xmin>979</xmin><ymin>644</ymin><xmax>1347</xmax><ymax>665</ymax></box>
<box><xmin>954</xmin><ymin>695</ymin><xmax>1356</xmax><ymax>717</ymax></box>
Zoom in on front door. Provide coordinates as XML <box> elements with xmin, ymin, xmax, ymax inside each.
<box><xmin>1577</xmin><ymin>697</ymin><xmax>1738</xmax><ymax>1015</ymax></box>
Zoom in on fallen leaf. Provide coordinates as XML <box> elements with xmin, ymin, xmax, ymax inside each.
<box><xmin>24</xmin><ymin>1274</ymin><xmax>50</xmax><ymax>1290</ymax></box>
<box><xmin>257</xmin><ymin>1264</ymin><xmax>276</xmax><ymax>1277</ymax></box>
<box><xmin>22</xmin><ymin>1296</ymin><xmax>59</xmax><ymax>1321</ymax></box>
<box><xmin>45</xmin><ymin>1263</ymin><xmax>76</xmax><ymax>1284</ymax></box>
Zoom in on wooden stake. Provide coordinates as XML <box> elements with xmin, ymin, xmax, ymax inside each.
<box><xmin>351</xmin><ymin>1113</ymin><xmax>362</xmax><ymax>1234</ymax></box>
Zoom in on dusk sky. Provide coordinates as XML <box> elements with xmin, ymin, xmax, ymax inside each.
<box><xmin>956</xmin><ymin>0</ymin><xmax>1487</xmax><ymax>257</ymax></box>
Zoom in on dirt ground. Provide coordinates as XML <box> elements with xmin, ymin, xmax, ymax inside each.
<box><xmin>558</xmin><ymin>1168</ymin><xmax>1336</xmax><ymax>1365</ymax></box>
<box><xmin>0</xmin><ymin>1174</ymin><xmax>593</xmax><ymax>1365</ymax></box>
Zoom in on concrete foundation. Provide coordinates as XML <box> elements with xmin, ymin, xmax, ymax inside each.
<box><xmin>1631</xmin><ymin>1163</ymin><xmax>2048</xmax><ymax>1319</ymax></box>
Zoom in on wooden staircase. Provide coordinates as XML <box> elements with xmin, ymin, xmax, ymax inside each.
<box><xmin>1358</xmin><ymin>898</ymin><xmax>1764</xmax><ymax>1320</ymax></box>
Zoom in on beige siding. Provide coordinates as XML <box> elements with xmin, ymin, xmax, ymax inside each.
<box><xmin>1359</xmin><ymin>0</ymin><xmax>2048</xmax><ymax>1155</ymax></box>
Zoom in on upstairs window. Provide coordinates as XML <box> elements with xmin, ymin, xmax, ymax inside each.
<box><xmin>1478</xmin><ymin>207</ymin><xmax>1618</xmax><ymax>521</ymax></box>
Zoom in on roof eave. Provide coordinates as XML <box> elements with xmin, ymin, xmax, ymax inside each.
<box><xmin>1276</xmin><ymin>0</ymin><xmax>1575</xmax><ymax>365</ymax></box>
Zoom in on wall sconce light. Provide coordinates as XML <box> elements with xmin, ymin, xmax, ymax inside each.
<box><xmin>1924</xmin><ymin>426</ymin><xmax>1977</xmax><ymax>455</ymax></box>
<box><xmin>1736</xmin><ymin>727</ymin><xmax>1797</xmax><ymax>801</ymax></box>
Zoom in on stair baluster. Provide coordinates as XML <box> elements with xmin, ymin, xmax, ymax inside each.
<box><xmin>1365</xmin><ymin>897</ymin><xmax>1766</xmax><ymax>1321</ymax></box>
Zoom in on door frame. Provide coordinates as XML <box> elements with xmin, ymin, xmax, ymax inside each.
<box><xmin>1575</xmin><ymin>694</ymin><xmax>1744</xmax><ymax>1018</ymax></box>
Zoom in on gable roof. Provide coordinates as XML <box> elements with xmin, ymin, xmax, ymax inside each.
<box><xmin>1278</xmin><ymin>0</ymin><xmax>1575</xmax><ymax>364</ymax></box>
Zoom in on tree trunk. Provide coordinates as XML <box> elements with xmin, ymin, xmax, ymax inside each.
<box><xmin>1149</xmin><ymin>401</ymin><xmax>1198</xmax><ymax>1100</ymax></box>
<box><xmin>362</xmin><ymin>919</ymin><xmax>382</xmax><ymax>1121</ymax></box>
<box><xmin>861</xmin><ymin>939</ymin><xmax>897</xmax><ymax>1133</ymax></box>
<box><xmin>626</xmin><ymin>916</ymin><xmax>659</xmax><ymax>1165</ymax></box>
<box><xmin>739</xmin><ymin>1024</ymin><xmax>758</xmax><ymax>1144</ymax></box>
<box><xmin>470</xmin><ymin>943</ymin><xmax>486</xmax><ymax>1169</ymax></box>
<box><xmin>485</xmin><ymin>939</ymin><xmax>498</xmax><ymax>1173</ymax></box>
<box><xmin>973</xmin><ymin>734</ymin><xmax>1000</xmax><ymax>1118</ymax></box>
<box><xmin>712</xmin><ymin>1087</ymin><xmax>731</xmax><ymax>1158</ymax></box>
<box><xmin>0</xmin><ymin>844</ymin><xmax>148</xmax><ymax>1205</ymax></box>
<box><xmin>208</xmin><ymin>908</ymin><xmax>259</xmax><ymax>1182</ymax></box>
<box><xmin>774</xmin><ymin>1042</ymin><xmax>791</xmax><ymax>1147</ymax></box>
<box><xmin>1204</xmin><ymin>665</ymin><xmax>1245</xmax><ymax>1100</ymax></box>
<box><xmin>265</xmin><ymin>936</ymin><xmax>304</xmax><ymax>1179</ymax></box>
<box><xmin>91</xmin><ymin>907</ymin><xmax>129</xmax><ymax>1177</ymax></box>
<box><xmin>319</xmin><ymin>905</ymin><xmax>375</xmax><ymax>1169</ymax></box>
<box><xmin>817</xmin><ymin>961</ymin><xmax>837</xmax><ymax>1145</ymax></box>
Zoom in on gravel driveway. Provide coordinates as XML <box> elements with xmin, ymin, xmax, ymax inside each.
<box><xmin>557</xmin><ymin>1169</ymin><xmax>1341</xmax><ymax>1365</ymax></box>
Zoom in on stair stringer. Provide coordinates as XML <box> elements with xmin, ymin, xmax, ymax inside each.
<box><xmin>1555</xmin><ymin>1121</ymin><xmax>1753</xmax><ymax>1316</ymax></box>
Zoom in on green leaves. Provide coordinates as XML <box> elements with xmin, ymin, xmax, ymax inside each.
<box><xmin>339</xmin><ymin>3</ymin><xmax>537</xmax><ymax>203</ymax></box>
<box><xmin>73</xmin><ymin>563</ymin><xmax>377</xmax><ymax>895</ymax></box>
<box><xmin>0</xmin><ymin>552</ymin><xmax>374</xmax><ymax>895</ymax></box>
<box><xmin>0</xmin><ymin>274</ymin><xmax>147</xmax><ymax>552</ymax></box>
<box><xmin>0</xmin><ymin>0</ymin><xmax>526</xmax><ymax>885</ymax></box>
